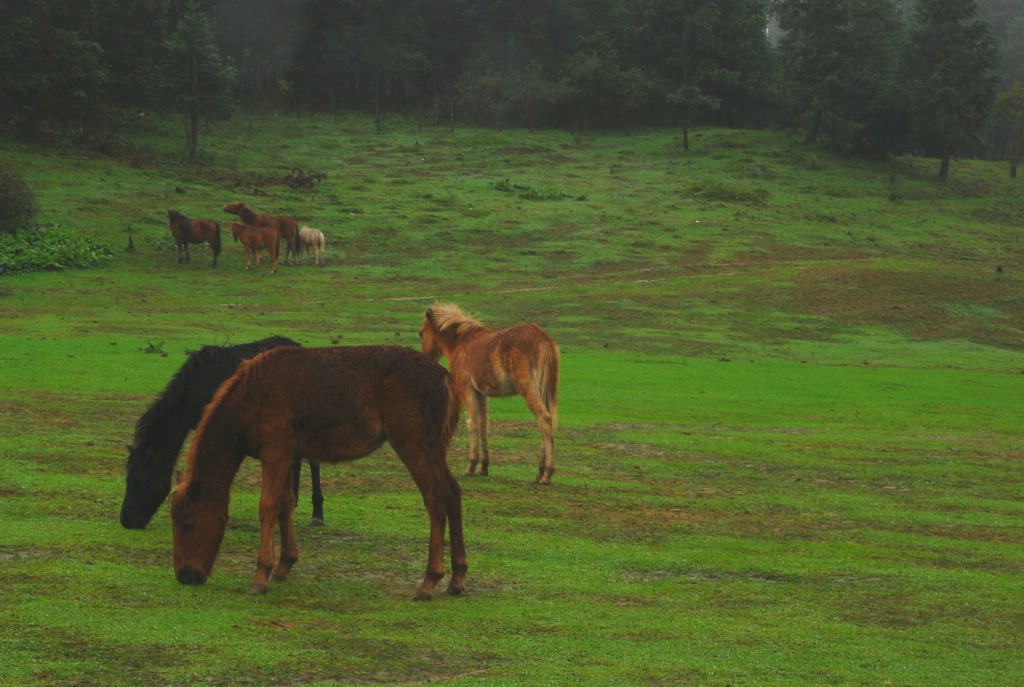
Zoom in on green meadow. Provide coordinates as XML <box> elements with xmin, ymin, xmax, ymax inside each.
<box><xmin>0</xmin><ymin>114</ymin><xmax>1022</xmax><ymax>686</ymax></box>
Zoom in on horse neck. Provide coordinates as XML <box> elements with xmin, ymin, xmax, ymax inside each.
<box><xmin>435</xmin><ymin>321</ymin><xmax>489</xmax><ymax>358</ymax></box>
<box><xmin>131</xmin><ymin>395</ymin><xmax>199</xmax><ymax>467</ymax></box>
<box><xmin>240</xmin><ymin>207</ymin><xmax>257</xmax><ymax>223</ymax></box>
<box><xmin>184</xmin><ymin>411</ymin><xmax>247</xmax><ymax>501</ymax></box>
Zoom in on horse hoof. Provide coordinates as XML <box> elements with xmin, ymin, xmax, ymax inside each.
<box><xmin>412</xmin><ymin>590</ymin><xmax>434</xmax><ymax>601</ymax></box>
<box><xmin>447</xmin><ymin>582</ymin><xmax>466</xmax><ymax>596</ymax></box>
<box><xmin>310</xmin><ymin>517</ymin><xmax>325</xmax><ymax>527</ymax></box>
<box><xmin>247</xmin><ymin>583</ymin><xmax>269</xmax><ymax>595</ymax></box>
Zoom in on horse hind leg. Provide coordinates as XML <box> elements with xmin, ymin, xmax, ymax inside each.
<box><xmin>464</xmin><ymin>392</ymin><xmax>489</xmax><ymax>476</ymax></box>
<box><xmin>522</xmin><ymin>389</ymin><xmax>556</xmax><ymax>484</ymax></box>
<box><xmin>392</xmin><ymin>439</ymin><xmax>467</xmax><ymax>600</ymax></box>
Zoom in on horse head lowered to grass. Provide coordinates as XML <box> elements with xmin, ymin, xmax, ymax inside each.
<box><xmin>170</xmin><ymin>345</ymin><xmax>467</xmax><ymax>600</ymax></box>
<box><xmin>419</xmin><ymin>303</ymin><xmax>560</xmax><ymax>484</ymax></box>
<box><xmin>120</xmin><ymin>336</ymin><xmax>324</xmax><ymax>529</ymax></box>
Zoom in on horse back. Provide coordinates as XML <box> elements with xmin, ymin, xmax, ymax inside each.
<box><xmin>220</xmin><ymin>346</ymin><xmax>456</xmax><ymax>463</ymax></box>
<box><xmin>454</xmin><ymin>324</ymin><xmax>556</xmax><ymax>395</ymax></box>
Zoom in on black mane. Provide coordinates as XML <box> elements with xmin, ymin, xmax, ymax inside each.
<box><xmin>120</xmin><ymin>336</ymin><xmax>301</xmax><ymax>529</ymax></box>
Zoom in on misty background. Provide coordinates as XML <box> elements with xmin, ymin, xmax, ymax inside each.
<box><xmin>1</xmin><ymin>0</ymin><xmax>1022</xmax><ymax>176</ymax></box>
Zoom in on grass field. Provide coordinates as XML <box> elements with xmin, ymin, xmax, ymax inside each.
<box><xmin>0</xmin><ymin>113</ymin><xmax>1022</xmax><ymax>686</ymax></box>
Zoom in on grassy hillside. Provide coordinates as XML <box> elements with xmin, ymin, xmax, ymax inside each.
<box><xmin>0</xmin><ymin>114</ymin><xmax>1022</xmax><ymax>686</ymax></box>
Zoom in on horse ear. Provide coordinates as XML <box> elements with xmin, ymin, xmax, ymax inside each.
<box><xmin>424</xmin><ymin>307</ymin><xmax>434</xmax><ymax>322</ymax></box>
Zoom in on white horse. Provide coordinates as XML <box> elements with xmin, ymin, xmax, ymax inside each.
<box><xmin>298</xmin><ymin>226</ymin><xmax>326</xmax><ymax>266</ymax></box>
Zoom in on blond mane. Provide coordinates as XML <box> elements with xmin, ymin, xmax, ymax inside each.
<box><xmin>428</xmin><ymin>302</ymin><xmax>487</xmax><ymax>335</ymax></box>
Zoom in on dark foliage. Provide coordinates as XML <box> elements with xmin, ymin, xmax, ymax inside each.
<box><xmin>0</xmin><ymin>161</ymin><xmax>36</xmax><ymax>235</ymax></box>
<box><xmin>0</xmin><ymin>0</ymin><xmax>1017</xmax><ymax>170</ymax></box>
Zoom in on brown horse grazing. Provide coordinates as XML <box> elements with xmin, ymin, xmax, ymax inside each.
<box><xmin>223</xmin><ymin>201</ymin><xmax>299</xmax><ymax>265</ymax></box>
<box><xmin>167</xmin><ymin>210</ymin><xmax>221</xmax><ymax>266</ymax></box>
<box><xmin>419</xmin><ymin>303</ymin><xmax>560</xmax><ymax>484</ymax></box>
<box><xmin>170</xmin><ymin>345</ymin><xmax>467</xmax><ymax>600</ymax></box>
<box><xmin>230</xmin><ymin>221</ymin><xmax>280</xmax><ymax>273</ymax></box>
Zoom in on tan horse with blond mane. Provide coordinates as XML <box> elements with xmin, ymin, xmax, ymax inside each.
<box><xmin>419</xmin><ymin>303</ymin><xmax>559</xmax><ymax>484</ymax></box>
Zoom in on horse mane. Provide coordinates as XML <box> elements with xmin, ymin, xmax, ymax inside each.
<box><xmin>226</xmin><ymin>202</ymin><xmax>258</xmax><ymax>224</ymax></box>
<box><xmin>129</xmin><ymin>336</ymin><xmax>299</xmax><ymax>462</ymax></box>
<box><xmin>130</xmin><ymin>345</ymin><xmax>223</xmax><ymax>458</ymax></box>
<box><xmin>427</xmin><ymin>302</ymin><xmax>489</xmax><ymax>336</ymax></box>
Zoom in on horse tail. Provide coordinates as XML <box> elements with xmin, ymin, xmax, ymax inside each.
<box><xmin>540</xmin><ymin>340</ymin><xmax>560</xmax><ymax>430</ymax></box>
<box><xmin>212</xmin><ymin>222</ymin><xmax>222</xmax><ymax>256</ymax></box>
<box><xmin>442</xmin><ymin>373</ymin><xmax>462</xmax><ymax>451</ymax></box>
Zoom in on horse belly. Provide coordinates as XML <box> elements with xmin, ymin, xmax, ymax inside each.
<box><xmin>298</xmin><ymin>422</ymin><xmax>385</xmax><ymax>463</ymax></box>
<box><xmin>473</xmin><ymin>373</ymin><xmax>517</xmax><ymax>397</ymax></box>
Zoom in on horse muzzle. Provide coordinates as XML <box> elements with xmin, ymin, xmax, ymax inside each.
<box><xmin>119</xmin><ymin>510</ymin><xmax>148</xmax><ymax>530</ymax></box>
<box><xmin>176</xmin><ymin>565</ymin><xmax>207</xmax><ymax>585</ymax></box>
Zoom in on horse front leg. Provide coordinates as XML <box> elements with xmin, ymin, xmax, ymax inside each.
<box><xmin>270</xmin><ymin>469</ymin><xmax>298</xmax><ymax>583</ymax></box>
<box><xmin>249</xmin><ymin>456</ymin><xmax>294</xmax><ymax>594</ymax></box>
<box><xmin>309</xmin><ymin>461</ymin><xmax>325</xmax><ymax>526</ymax></box>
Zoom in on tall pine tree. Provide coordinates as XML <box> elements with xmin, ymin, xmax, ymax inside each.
<box><xmin>904</xmin><ymin>0</ymin><xmax>999</xmax><ymax>181</ymax></box>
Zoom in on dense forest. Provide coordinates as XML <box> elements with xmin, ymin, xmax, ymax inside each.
<box><xmin>1</xmin><ymin>0</ymin><xmax>1022</xmax><ymax>177</ymax></box>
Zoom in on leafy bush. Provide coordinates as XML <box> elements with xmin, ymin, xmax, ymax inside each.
<box><xmin>686</xmin><ymin>180</ymin><xmax>769</xmax><ymax>205</ymax></box>
<box><xmin>0</xmin><ymin>224</ymin><xmax>113</xmax><ymax>273</ymax></box>
<box><xmin>492</xmin><ymin>178</ymin><xmax>582</xmax><ymax>200</ymax></box>
<box><xmin>0</xmin><ymin>161</ymin><xmax>36</xmax><ymax>234</ymax></box>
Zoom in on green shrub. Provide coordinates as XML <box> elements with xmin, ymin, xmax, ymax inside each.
<box><xmin>0</xmin><ymin>224</ymin><xmax>113</xmax><ymax>273</ymax></box>
<box><xmin>686</xmin><ymin>179</ymin><xmax>769</xmax><ymax>205</ymax></box>
<box><xmin>0</xmin><ymin>161</ymin><xmax>36</xmax><ymax>234</ymax></box>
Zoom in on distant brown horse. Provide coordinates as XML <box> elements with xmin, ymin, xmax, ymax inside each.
<box><xmin>170</xmin><ymin>345</ymin><xmax>467</xmax><ymax>600</ymax></box>
<box><xmin>167</xmin><ymin>210</ymin><xmax>221</xmax><ymax>266</ymax></box>
<box><xmin>230</xmin><ymin>221</ymin><xmax>280</xmax><ymax>273</ymax></box>
<box><xmin>419</xmin><ymin>303</ymin><xmax>560</xmax><ymax>484</ymax></box>
<box><xmin>223</xmin><ymin>201</ymin><xmax>299</xmax><ymax>265</ymax></box>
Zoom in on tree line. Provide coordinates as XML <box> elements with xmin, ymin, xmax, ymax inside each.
<box><xmin>2</xmin><ymin>0</ymin><xmax>1022</xmax><ymax>180</ymax></box>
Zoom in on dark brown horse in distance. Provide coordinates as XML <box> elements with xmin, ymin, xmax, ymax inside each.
<box><xmin>419</xmin><ymin>303</ymin><xmax>560</xmax><ymax>484</ymax></box>
<box><xmin>170</xmin><ymin>345</ymin><xmax>467</xmax><ymax>600</ymax></box>
<box><xmin>167</xmin><ymin>210</ymin><xmax>221</xmax><ymax>266</ymax></box>
<box><xmin>223</xmin><ymin>201</ymin><xmax>299</xmax><ymax>265</ymax></box>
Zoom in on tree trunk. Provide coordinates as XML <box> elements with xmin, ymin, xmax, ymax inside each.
<box><xmin>807</xmin><ymin>110</ymin><xmax>822</xmax><ymax>144</ymax></box>
<box><xmin>188</xmin><ymin>110</ymin><xmax>198</xmax><ymax>159</ymax></box>
<box><xmin>1011</xmin><ymin>163</ymin><xmax>1018</xmax><ymax>179</ymax></box>
<box><xmin>937</xmin><ymin>146</ymin><xmax>950</xmax><ymax>182</ymax></box>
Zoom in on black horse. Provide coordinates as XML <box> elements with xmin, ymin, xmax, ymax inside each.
<box><xmin>120</xmin><ymin>336</ymin><xmax>324</xmax><ymax>529</ymax></box>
